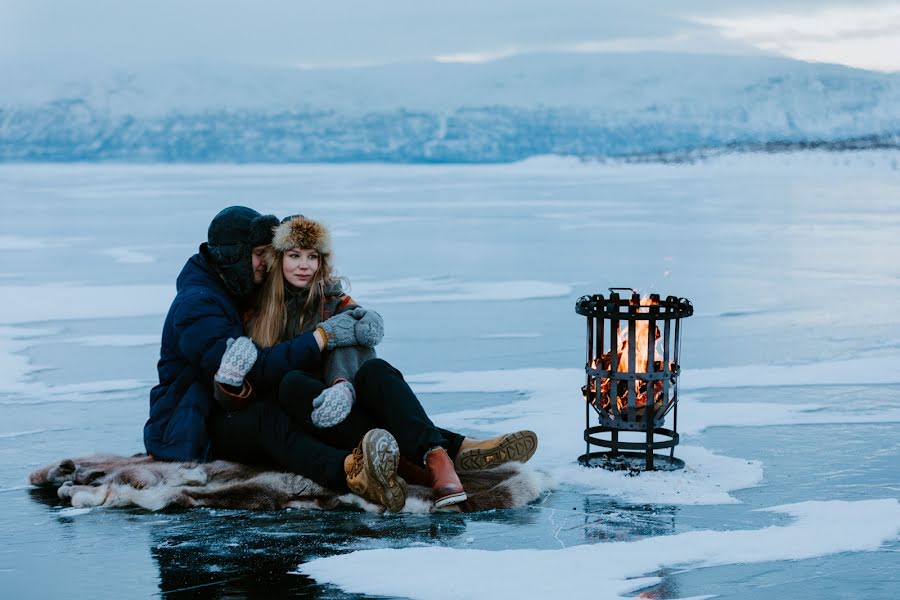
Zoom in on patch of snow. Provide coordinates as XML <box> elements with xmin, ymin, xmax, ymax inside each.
<box><xmin>0</xmin><ymin>326</ymin><xmax>58</xmax><ymax>390</ymax></box>
<box><xmin>0</xmin><ymin>335</ymin><xmax>38</xmax><ymax>386</ymax></box>
<box><xmin>410</xmin><ymin>363</ymin><xmax>900</xmax><ymax>504</ymax></box>
<box><xmin>298</xmin><ymin>499</ymin><xmax>900</xmax><ymax>600</ymax></box>
<box><xmin>0</xmin><ymin>331</ymin><xmax>149</xmax><ymax>405</ymax></box>
<box><xmin>687</xmin><ymin>354</ymin><xmax>900</xmax><ymax>389</ymax></box>
<box><xmin>0</xmin><ymin>326</ymin><xmax>152</xmax><ymax>404</ymax></box>
<box><xmin>0</xmin><ymin>284</ymin><xmax>175</xmax><ymax>324</ymax></box>
<box><xmin>478</xmin><ymin>332</ymin><xmax>543</xmax><ymax>339</ymax></box>
<box><xmin>353</xmin><ymin>278</ymin><xmax>572</xmax><ymax>304</ymax></box>
<box><xmin>351</xmin><ymin>216</ymin><xmax>427</xmax><ymax>225</ymax></box>
<box><xmin>57</xmin><ymin>507</ymin><xmax>94</xmax><ymax>517</ymax></box>
<box><xmin>66</xmin><ymin>335</ymin><xmax>159</xmax><ymax>348</ymax></box>
<box><xmin>0</xmin><ymin>378</ymin><xmax>150</xmax><ymax>407</ymax></box>
<box><xmin>0</xmin><ymin>324</ymin><xmax>152</xmax><ymax>404</ymax></box>
<box><xmin>679</xmin><ymin>392</ymin><xmax>900</xmax><ymax>435</ymax></box>
<box><xmin>99</xmin><ymin>248</ymin><xmax>156</xmax><ymax>264</ymax></box>
<box><xmin>553</xmin><ymin>446</ymin><xmax>763</xmax><ymax>505</ymax></box>
<box><xmin>0</xmin><ymin>427</ymin><xmax>73</xmax><ymax>440</ymax></box>
<box><xmin>41</xmin><ymin>379</ymin><xmax>147</xmax><ymax>395</ymax></box>
<box><xmin>0</xmin><ymin>235</ymin><xmax>67</xmax><ymax>250</ymax></box>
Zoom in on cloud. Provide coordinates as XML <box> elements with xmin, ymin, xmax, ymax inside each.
<box><xmin>0</xmin><ymin>1</ymin><xmax>721</xmax><ymax>69</ymax></box>
<box><xmin>433</xmin><ymin>32</ymin><xmax>761</xmax><ymax>64</ymax></box>
<box><xmin>2</xmin><ymin>1</ymin><xmax>897</xmax><ymax>72</ymax></box>
<box><xmin>693</xmin><ymin>4</ymin><xmax>900</xmax><ymax>72</ymax></box>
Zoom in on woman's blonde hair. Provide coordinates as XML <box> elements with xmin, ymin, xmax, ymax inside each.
<box><xmin>248</xmin><ymin>215</ymin><xmax>340</xmax><ymax>347</ymax></box>
<box><xmin>248</xmin><ymin>248</ymin><xmax>337</xmax><ymax>347</ymax></box>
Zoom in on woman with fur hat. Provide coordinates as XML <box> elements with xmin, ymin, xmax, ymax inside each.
<box><xmin>237</xmin><ymin>215</ymin><xmax>538</xmax><ymax>509</ymax></box>
<box><xmin>251</xmin><ymin>215</ymin><xmax>378</xmax><ymax>388</ymax></box>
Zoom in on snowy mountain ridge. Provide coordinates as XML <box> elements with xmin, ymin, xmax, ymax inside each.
<box><xmin>2</xmin><ymin>53</ymin><xmax>899</xmax><ymax>162</ymax></box>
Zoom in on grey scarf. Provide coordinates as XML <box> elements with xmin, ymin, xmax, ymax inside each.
<box><xmin>282</xmin><ymin>280</ymin><xmax>344</xmax><ymax>340</ymax></box>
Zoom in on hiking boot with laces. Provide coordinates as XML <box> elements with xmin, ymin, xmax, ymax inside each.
<box><xmin>454</xmin><ymin>430</ymin><xmax>538</xmax><ymax>471</ymax></box>
<box><xmin>344</xmin><ymin>429</ymin><xmax>407</xmax><ymax>512</ymax></box>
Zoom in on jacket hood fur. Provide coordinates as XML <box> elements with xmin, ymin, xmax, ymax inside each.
<box><xmin>272</xmin><ymin>216</ymin><xmax>331</xmax><ymax>255</ymax></box>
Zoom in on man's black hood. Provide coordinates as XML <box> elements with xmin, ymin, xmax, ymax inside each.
<box><xmin>204</xmin><ymin>206</ymin><xmax>278</xmax><ymax>302</ymax></box>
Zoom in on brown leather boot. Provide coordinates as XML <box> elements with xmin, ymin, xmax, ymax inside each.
<box><xmin>454</xmin><ymin>430</ymin><xmax>538</xmax><ymax>471</ymax></box>
<box><xmin>344</xmin><ymin>429</ymin><xmax>407</xmax><ymax>512</ymax></box>
<box><xmin>398</xmin><ymin>456</ymin><xmax>431</xmax><ymax>488</ymax></box>
<box><xmin>425</xmin><ymin>447</ymin><xmax>467</xmax><ymax>508</ymax></box>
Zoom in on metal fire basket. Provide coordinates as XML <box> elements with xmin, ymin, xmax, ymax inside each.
<box><xmin>576</xmin><ymin>288</ymin><xmax>693</xmax><ymax>471</ymax></box>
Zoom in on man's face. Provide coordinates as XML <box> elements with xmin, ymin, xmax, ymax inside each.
<box><xmin>251</xmin><ymin>245</ymin><xmax>269</xmax><ymax>284</ymax></box>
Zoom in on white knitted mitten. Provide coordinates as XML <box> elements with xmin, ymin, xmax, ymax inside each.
<box><xmin>214</xmin><ymin>337</ymin><xmax>258</xmax><ymax>387</ymax></box>
<box><xmin>311</xmin><ymin>381</ymin><xmax>356</xmax><ymax>428</ymax></box>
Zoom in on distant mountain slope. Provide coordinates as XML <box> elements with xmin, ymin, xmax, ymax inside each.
<box><xmin>2</xmin><ymin>53</ymin><xmax>899</xmax><ymax>162</ymax></box>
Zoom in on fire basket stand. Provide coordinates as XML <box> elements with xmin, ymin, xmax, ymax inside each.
<box><xmin>576</xmin><ymin>288</ymin><xmax>693</xmax><ymax>471</ymax></box>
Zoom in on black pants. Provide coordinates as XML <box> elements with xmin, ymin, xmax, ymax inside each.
<box><xmin>277</xmin><ymin>358</ymin><xmax>464</xmax><ymax>463</ymax></box>
<box><xmin>208</xmin><ymin>399</ymin><xmax>351</xmax><ymax>491</ymax></box>
<box><xmin>208</xmin><ymin>358</ymin><xmax>464</xmax><ymax>491</ymax></box>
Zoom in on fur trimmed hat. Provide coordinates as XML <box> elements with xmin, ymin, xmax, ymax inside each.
<box><xmin>272</xmin><ymin>215</ymin><xmax>332</xmax><ymax>255</ymax></box>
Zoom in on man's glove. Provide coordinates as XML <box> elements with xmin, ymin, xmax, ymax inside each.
<box><xmin>215</xmin><ymin>337</ymin><xmax>258</xmax><ymax>387</ymax></box>
<box><xmin>350</xmin><ymin>307</ymin><xmax>384</xmax><ymax>347</ymax></box>
<box><xmin>318</xmin><ymin>311</ymin><xmax>361</xmax><ymax>348</ymax></box>
<box><xmin>311</xmin><ymin>381</ymin><xmax>355</xmax><ymax>428</ymax></box>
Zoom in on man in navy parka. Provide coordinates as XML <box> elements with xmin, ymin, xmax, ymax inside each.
<box><xmin>143</xmin><ymin>206</ymin><xmax>321</xmax><ymax>462</ymax></box>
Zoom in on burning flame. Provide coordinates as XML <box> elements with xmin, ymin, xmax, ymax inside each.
<box><xmin>584</xmin><ymin>296</ymin><xmax>673</xmax><ymax>419</ymax></box>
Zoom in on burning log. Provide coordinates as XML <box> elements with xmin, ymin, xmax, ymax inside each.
<box><xmin>581</xmin><ymin>297</ymin><xmax>674</xmax><ymax>420</ymax></box>
<box><xmin>582</xmin><ymin>361</ymin><xmax>672</xmax><ymax>419</ymax></box>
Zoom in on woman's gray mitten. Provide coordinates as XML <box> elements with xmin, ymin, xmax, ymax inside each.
<box><xmin>215</xmin><ymin>337</ymin><xmax>258</xmax><ymax>387</ymax></box>
<box><xmin>319</xmin><ymin>311</ymin><xmax>360</xmax><ymax>348</ymax></box>
<box><xmin>311</xmin><ymin>381</ymin><xmax>355</xmax><ymax>428</ymax></box>
<box><xmin>351</xmin><ymin>307</ymin><xmax>384</xmax><ymax>347</ymax></box>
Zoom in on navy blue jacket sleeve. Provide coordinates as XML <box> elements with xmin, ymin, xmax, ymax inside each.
<box><xmin>249</xmin><ymin>333</ymin><xmax>322</xmax><ymax>392</ymax></box>
<box><xmin>172</xmin><ymin>290</ymin><xmax>245</xmax><ymax>379</ymax></box>
<box><xmin>172</xmin><ymin>288</ymin><xmax>322</xmax><ymax>393</ymax></box>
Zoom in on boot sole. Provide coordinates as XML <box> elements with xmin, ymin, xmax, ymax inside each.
<box><xmin>455</xmin><ymin>430</ymin><xmax>538</xmax><ymax>471</ymax></box>
<box><xmin>362</xmin><ymin>429</ymin><xmax>407</xmax><ymax>512</ymax></box>
<box><xmin>433</xmin><ymin>490</ymin><xmax>468</xmax><ymax>508</ymax></box>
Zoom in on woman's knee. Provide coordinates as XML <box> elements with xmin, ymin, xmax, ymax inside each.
<box><xmin>355</xmin><ymin>358</ymin><xmax>397</xmax><ymax>384</ymax></box>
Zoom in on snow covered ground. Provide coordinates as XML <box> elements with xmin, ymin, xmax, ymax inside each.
<box><xmin>1</xmin><ymin>152</ymin><xmax>899</xmax><ymax>598</ymax></box>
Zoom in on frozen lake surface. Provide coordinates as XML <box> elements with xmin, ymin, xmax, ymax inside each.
<box><xmin>1</xmin><ymin>152</ymin><xmax>899</xmax><ymax>598</ymax></box>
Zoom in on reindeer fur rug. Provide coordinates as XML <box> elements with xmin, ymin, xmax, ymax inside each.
<box><xmin>29</xmin><ymin>454</ymin><xmax>550</xmax><ymax>514</ymax></box>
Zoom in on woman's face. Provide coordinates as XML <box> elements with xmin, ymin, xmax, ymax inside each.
<box><xmin>282</xmin><ymin>247</ymin><xmax>320</xmax><ymax>289</ymax></box>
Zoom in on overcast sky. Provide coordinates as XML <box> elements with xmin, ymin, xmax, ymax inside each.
<box><xmin>2</xmin><ymin>0</ymin><xmax>898</xmax><ymax>72</ymax></box>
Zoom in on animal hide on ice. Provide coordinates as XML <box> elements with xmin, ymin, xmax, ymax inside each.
<box><xmin>29</xmin><ymin>454</ymin><xmax>550</xmax><ymax>513</ymax></box>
